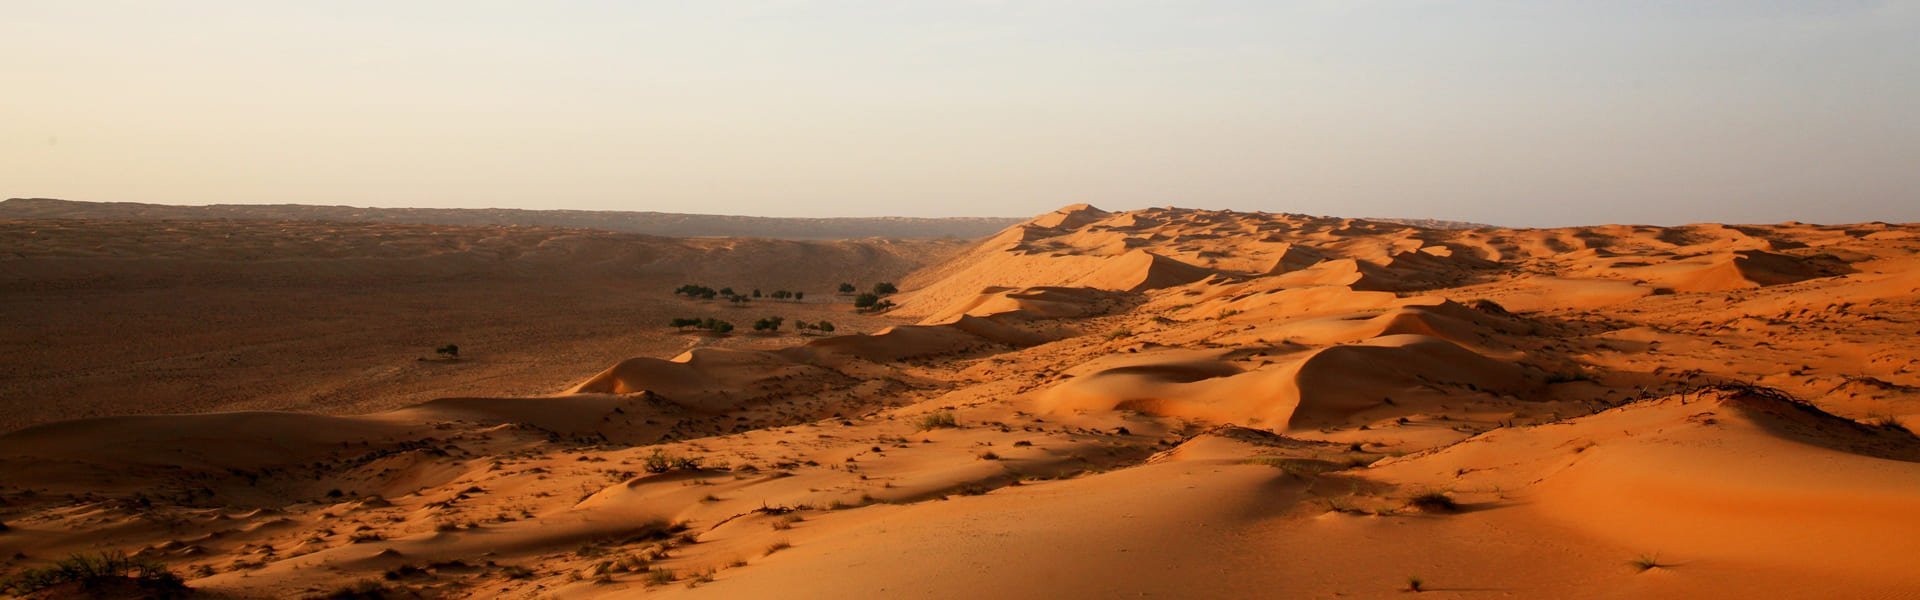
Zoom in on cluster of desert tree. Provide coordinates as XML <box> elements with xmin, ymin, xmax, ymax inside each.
<box><xmin>666</xmin><ymin>281</ymin><xmax>895</xmax><ymax>336</ymax></box>
<box><xmin>664</xmin><ymin>316</ymin><xmax>835</xmax><ymax>336</ymax></box>
<box><xmin>847</xmin><ymin>282</ymin><xmax>898</xmax><ymax>313</ymax></box>
<box><xmin>666</xmin><ymin>317</ymin><xmax>735</xmax><ymax>333</ymax></box>
<box><xmin>672</xmin><ymin>285</ymin><xmax>807</xmax><ymax>305</ymax></box>
<box><xmin>673</xmin><ymin>281</ymin><xmax>898</xmax><ymax>313</ymax></box>
<box><xmin>750</xmin><ymin>316</ymin><xmax>836</xmax><ymax>333</ymax></box>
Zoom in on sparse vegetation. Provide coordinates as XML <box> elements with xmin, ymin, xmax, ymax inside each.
<box><xmin>753</xmin><ymin>316</ymin><xmax>786</xmax><ymax>332</ymax></box>
<box><xmin>1246</xmin><ymin>457</ymin><xmax>1338</xmax><ymax>476</ymax></box>
<box><xmin>686</xmin><ymin>569</ymin><xmax>715</xmax><ymax>587</ymax></box>
<box><xmin>1405</xmin><ymin>575</ymin><xmax>1424</xmax><ymax>592</ymax></box>
<box><xmin>1468</xmin><ymin>298</ymin><xmax>1510</xmax><ymax>314</ymax></box>
<box><xmin>854</xmin><ymin>292</ymin><xmax>897</xmax><ymax>313</ymax></box>
<box><xmin>764</xmin><ymin>540</ymin><xmax>792</xmax><ymax>555</ymax></box>
<box><xmin>643</xmin><ymin>449</ymin><xmax>703</xmax><ymax>473</ymax></box>
<box><xmin>669</xmin><ymin>317</ymin><xmax>736</xmax><ymax>334</ymax></box>
<box><xmin>435</xmin><ymin>344</ymin><xmax>459</xmax><ymax>359</ymax></box>
<box><xmin>1546</xmin><ymin>371</ymin><xmax>1595</xmax><ymax>384</ymax></box>
<box><xmin>0</xmin><ymin>551</ymin><xmax>187</xmax><ymax>597</ymax></box>
<box><xmin>645</xmin><ymin>568</ymin><xmax>677</xmax><ymax>586</ymax></box>
<box><xmin>916</xmin><ymin>411</ymin><xmax>959</xmax><ymax>430</ymax></box>
<box><xmin>1866</xmin><ymin>413</ymin><xmax>1906</xmax><ymax>431</ymax></box>
<box><xmin>838</xmin><ymin>282</ymin><xmax>857</xmax><ymax>294</ymax></box>
<box><xmin>500</xmin><ymin>565</ymin><xmax>535</xmax><ymax>579</ymax></box>
<box><xmin>770</xmin><ymin>513</ymin><xmax>804</xmax><ymax>531</ymax></box>
<box><xmin>1406</xmin><ymin>490</ymin><xmax>1458</xmax><ymax>512</ymax></box>
<box><xmin>674</xmin><ymin>284</ymin><xmax>719</xmax><ymax>300</ymax></box>
<box><xmin>1629</xmin><ymin>554</ymin><xmax>1665</xmax><ymax>572</ymax></box>
<box><xmin>308</xmin><ymin>579</ymin><xmax>392</xmax><ymax>600</ymax></box>
<box><xmin>794</xmin><ymin>320</ymin><xmax>837</xmax><ymax>334</ymax></box>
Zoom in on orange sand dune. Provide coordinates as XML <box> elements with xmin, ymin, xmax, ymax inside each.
<box><xmin>3</xmin><ymin>205</ymin><xmax>1918</xmax><ymax>599</ymax></box>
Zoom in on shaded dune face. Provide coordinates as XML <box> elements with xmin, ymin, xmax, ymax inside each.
<box><xmin>3</xmin><ymin>205</ymin><xmax>1920</xmax><ymax>598</ymax></box>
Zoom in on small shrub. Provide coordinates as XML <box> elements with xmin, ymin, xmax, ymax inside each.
<box><xmin>382</xmin><ymin>565</ymin><xmax>427</xmax><ymax>580</ymax></box>
<box><xmin>1867</xmin><ymin>413</ymin><xmax>1906</xmax><ymax>431</ymax></box>
<box><xmin>643</xmin><ymin>449</ymin><xmax>703</xmax><ymax>473</ymax></box>
<box><xmin>1546</xmin><ymin>372</ymin><xmax>1594</xmax><ymax>384</ymax></box>
<box><xmin>500</xmin><ymin>565</ymin><xmax>535</xmax><ymax>579</ymax></box>
<box><xmin>916</xmin><ymin>412</ymin><xmax>959</xmax><ymax>431</ymax></box>
<box><xmin>644</xmin><ymin>568</ymin><xmax>677</xmax><ymax>586</ymax></box>
<box><xmin>686</xmin><ymin>569</ymin><xmax>715</xmax><ymax>587</ymax></box>
<box><xmin>1405</xmin><ymin>575</ymin><xmax>1424</xmax><ymax>592</ymax></box>
<box><xmin>770</xmin><ymin>513</ymin><xmax>803</xmax><ymax>530</ymax></box>
<box><xmin>764</xmin><ymin>540</ymin><xmax>791</xmax><ymax>555</ymax></box>
<box><xmin>1629</xmin><ymin>554</ymin><xmax>1665</xmax><ymax>572</ymax></box>
<box><xmin>1406</xmin><ymin>490</ymin><xmax>1458</xmax><ymax>513</ymax></box>
<box><xmin>1246</xmin><ymin>457</ymin><xmax>1337</xmax><ymax>476</ymax></box>
<box><xmin>435</xmin><ymin>344</ymin><xmax>460</xmax><ymax>359</ymax></box>
<box><xmin>0</xmin><ymin>551</ymin><xmax>186</xmax><ymax>597</ymax></box>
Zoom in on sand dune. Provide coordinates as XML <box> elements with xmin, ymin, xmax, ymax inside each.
<box><xmin>3</xmin><ymin>205</ymin><xmax>1918</xmax><ymax>598</ymax></box>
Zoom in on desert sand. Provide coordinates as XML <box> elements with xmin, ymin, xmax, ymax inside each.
<box><xmin>2</xmin><ymin>204</ymin><xmax>1918</xmax><ymax>599</ymax></box>
<box><xmin>0</xmin><ymin>199</ymin><xmax>1023</xmax><ymax>241</ymax></box>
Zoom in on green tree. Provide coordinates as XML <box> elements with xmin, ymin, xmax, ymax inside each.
<box><xmin>838</xmin><ymin>283</ymin><xmax>856</xmax><ymax>294</ymax></box>
<box><xmin>854</xmin><ymin>293</ymin><xmax>880</xmax><ymax>309</ymax></box>
<box><xmin>873</xmin><ymin>282</ymin><xmax>898</xmax><ymax>295</ymax></box>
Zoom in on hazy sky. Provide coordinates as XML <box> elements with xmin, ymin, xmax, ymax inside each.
<box><xmin>4</xmin><ymin>1</ymin><xmax>1916</xmax><ymax>226</ymax></box>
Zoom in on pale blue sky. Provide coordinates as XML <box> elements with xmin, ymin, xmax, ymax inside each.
<box><xmin>3</xmin><ymin>1</ymin><xmax>1916</xmax><ymax>226</ymax></box>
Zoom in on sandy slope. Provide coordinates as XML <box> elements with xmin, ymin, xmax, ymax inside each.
<box><xmin>2</xmin><ymin>205</ymin><xmax>1918</xmax><ymax>599</ymax></box>
<box><xmin>0</xmin><ymin>219</ymin><xmax>960</xmax><ymax>432</ymax></box>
